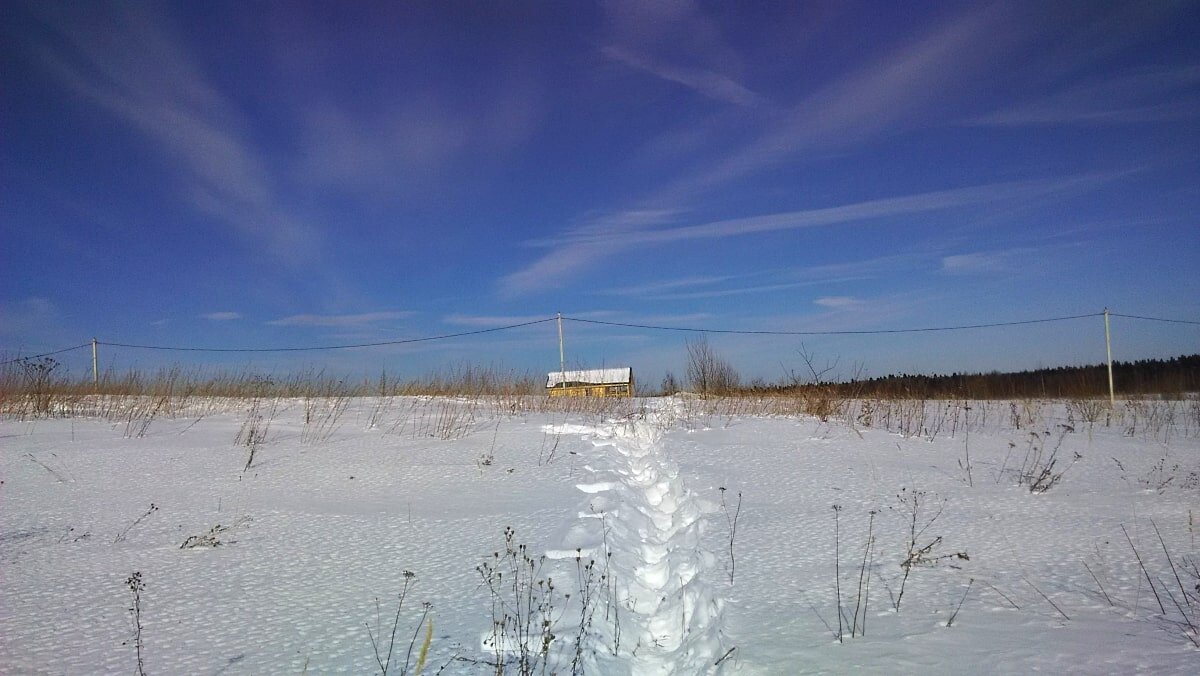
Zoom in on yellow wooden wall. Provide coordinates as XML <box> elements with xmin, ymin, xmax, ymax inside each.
<box><xmin>546</xmin><ymin>382</ymin><xmax>633</xmax><ymax>398</ymax></box>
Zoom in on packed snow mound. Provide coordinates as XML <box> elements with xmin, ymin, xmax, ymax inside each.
<box><xmin>548</xmin><ymin>409</ymin><xmax>730</xmax><ymax>675</ymax></box>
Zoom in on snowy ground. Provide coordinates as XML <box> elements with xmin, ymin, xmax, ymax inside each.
<box><xmin>2</xmin><ymin>395</ymin><xmax>1199</xmax><ymax>674</ymax></box>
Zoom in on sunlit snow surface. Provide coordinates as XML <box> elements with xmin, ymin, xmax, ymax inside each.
<box><xmin>2</xmin><ymin>397</ymin><xmax>1198</xmax><ymax>674</ymax></box>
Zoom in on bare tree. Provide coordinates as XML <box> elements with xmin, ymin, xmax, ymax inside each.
<box><xmin>686</xmin><ymin>336</ymin><xmax>740</xmax><ymax>397</ymax></box>
<box><xmin>660</xmin><ymin>371</ymin><xmax>680</xmax><ymax>396</ymax></box>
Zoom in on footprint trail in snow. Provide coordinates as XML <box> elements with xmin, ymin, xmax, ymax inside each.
<box><xmin>546</xmin><ymin>408</ymin><xmax>729</xmax><ymax>675</ymax></box>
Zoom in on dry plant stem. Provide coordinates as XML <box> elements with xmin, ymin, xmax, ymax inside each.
<box><xmin>720</xmin><ymin>487</ymin><xmax>742</xmax><ymax>585</ymax></box>
<box><xmin>1122</xmin><ymin>524</ymin><xmax>1166</xmax><ymax>615</ymax></box>
<box><xmin>946</xmin><ymin>578</ymin><xmax>974</xmax><ymax>627</ymax></box>
<box><xmin>401</xmin><ymin>603</ymin><xmax>432</xmax><ymax>676</ymax></box>
<box><xmin>832</xmin><ymin>504</ymin><xmax>843</xmax><ymax>643</ymax></box>
<box><xmin>1024</xmin><ymin>577</ymin><xmax>1070</xmax><ymax>621</ymax></box>
<box><xmin>301</xmin><ymin>389</ymin><xmax>350</xmax><ymax>444</ymax></box>
<box><xmin>475</xmin><ymin>527</ymin><xmax>565</xmax><ymax>673</ymax></box>
<box><xmin>960</xmin><ymin>421</ymin><xmax>974</xmax><ymax>487</ymax></box>
<box><xmin>978</xmin><ymin>580</ymin><xmax>1020</xmax><ymax>610</ymax></box>
<box><xmin>1150</xmin><ymin>519</ymin><xmax>1192</xmax><ymax>611</ymax></box>
<box><xmin>570</xmin><ymin>552</ymin><xmax>603</xmax><ymax>674</ymax></box>
<box><xmin>126</xmin><ymin>572</ymin><xmax>146</xmax><ymax>676</ymax></box>
<box><xmin>539</xmin><ymin>427</ymin><xmax>562</xmax><ymax>466</ymax></box>
<box><xmin>1082</xmin><ymin>561</ymin><xmax>1113</xmax><ymax>606</ymax></box>
<box><xmin>367</xmin><ymin>571</ymin><xmax>417</xmax><ymax>675</ymax></box>
<box><xmin>115</xmin><ymin>503</ymin><xmax>159</xmax><ymax>543</ymax></box>
<box><xmin>894</xmin><ymin>488</ymin><xmax>948</xmax><ymax>613</ymax></box>
<box><xmin>1162</xmin><ymin>586</ymin><xmax>1199</xmax><ymax>647</ymax></box>
<box><xmin>598</xmin><ymin>511</ymin><xmax>620</xmax><ymax>656</ymax></box>
<box><xmin>25</xmin><ymin>453</ymin><xmax>68</xmax><ymax>482</ymax></box>
<box><xmin>236</xmin><ymin>392</ymin><xmax>278</xmax><ymax>472</ymax></box>
<box><xmin>852</xmin><ymin>511</ymin><xmax>876</xmax><ymax>637</ymax></box>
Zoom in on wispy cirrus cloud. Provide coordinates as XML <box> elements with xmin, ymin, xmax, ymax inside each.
<box><xmin>814</xmin><ymin>296</ymin><xmax>864</xmax><ymax>309</ymax></box>
<box><xmin>648</xmin><ymin>4</ymin><xmax>1026</xmax><ymax>204</ymax></box>
<box><xmin>443</xmin><ymin>311</ymin><xmax>619</xmax><ymax>328</ymax></box>
<box><xmin>267</xmin><ymin>312</ymin><xmax>413</xmax><ymax>328</ymax></box>
<box><xmin>601</xmin><ymin>45</ymin><xmax>765</xmax><ymax>108</ymax></box>
<box><xmin>602</xmin><ymin>275</ymin><xmax>738</xmax><ymax>297</ymax></box>
<box><xmin>635</xmin><ymin>312</ymin><xmax>714</xmax><ymax>325</ymax></box>
<box><xmin>938</xmin><ymin>244</ymin><xmax>1073</xmax><ymax>276</ymax></box>
<box><xmin>940</xmin><ymin>252</ymin><xmax>1009</xmax><ymax>275</ymax></box>
<box><xmin>647</xmin><ymin>280</ymin><xmax>833</xmax><ymax>301</ymax></box>
<box><xmin>499</xmin><ymin>4</ymin><xmax>1131</xmax><ymax>298</ymax></box>
<box><xmin>200</xmin><ymin>312</ymin><xmax>242</xmax><ymax>321</ymax></box>
<box><xmin>501</xmin><ymin>210</ymin><xmax>679</xmax><ymax>297</ymax></box>
<box><xmin>295</xmin><ymin>80</ymin><xmax>541</xmax><ymax>197</ymax></box>
<box><xmin>500</xmin><ymin>173</ymin><xmax>1114</xmax><ymax>296</ymax></box>
<box><xmin>525</xmin><ymin>210</ymin><xmax>680</xmax><ymax>247</ymax></box>
<box><xmin>27</xmin><ymin>3</ymin><xmax>319</xmax><ymax>261</ymax></box>
<box><xmin>602</xmin><ymin>253</ymin><xmax>930</xmax><ymax>301</ymax></box>
<box><xmin>628</xmin><ymin>3</ymin><xmax>1186</xmax><ymax>209</ymax></box>
<box><xmin>966</xmin><ymin>65</ymin><xmax>1200</xmax><ymax>127</ymax></box>
<box><xmin>442</xmin><ymin>314</ymin><xmax>556</xmax><ymax>328</ymax></box>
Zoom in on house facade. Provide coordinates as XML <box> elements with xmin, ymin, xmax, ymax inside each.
<box><xmin>546</xmin><ymin>367</ymin><xmax>634</xmax><ymax>398</ymax></box>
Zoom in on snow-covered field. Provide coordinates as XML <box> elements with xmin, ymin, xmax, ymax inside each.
<box><xmin>2</xmin><ymin>395</ymin><xmax>1198</xmax><ymax>674</ymax></box>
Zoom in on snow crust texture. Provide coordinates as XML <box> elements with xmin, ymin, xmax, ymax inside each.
<box><xmin>3</xmin><ymin>396</ymin><xmax>1200</xmax><ymax>674</ymax></box>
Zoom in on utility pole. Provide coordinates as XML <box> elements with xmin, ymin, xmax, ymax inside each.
<box><xmin>92</xmin><ymin>338</ymin><xmax>99</xmax><ymax>387</ymax></box>
<box><xmin>557</xmin><ymin>313</ymin><xmax>566</xmax><ymax>390</ymax></box>
<box><xmin>1103</xmin><ymin>309</ymin><xmax>1115</xmax><ymax>408</ymax></box>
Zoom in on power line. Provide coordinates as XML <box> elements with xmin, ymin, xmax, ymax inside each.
<box><xmin>1110</xmin><ymin>313</ymin><xmax>1200</xmax><ymax>326</ymax></box>
<box><xmin>562</xmin><ymin>312</ymin><xmax>1105</xmax><ymax>336</ymax></box>
<box><xmin>4</xmin><ymin>311</ymin><xmax>1194</xmax><ymax>363</ymax></box>
<box><xmin>0</xmin><ymin>343</ymin><xmax>91</xmax><ymax>366</ymax></box>
<box><xmin>97</xmin><ymin>318</ymin><xmax>557</xmax><ymax>353</ymax></box>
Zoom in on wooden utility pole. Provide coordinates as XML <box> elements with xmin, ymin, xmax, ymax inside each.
<box><xmin>557</xmin><ymin>313</ymin><xmax>566</xmax><ymax>389</ymax></box>
<box><xmin>92</xmin><ymin>338</ymin><xmax>99</xmax><ymax>387</ymax></box>
<box><xmin>1103</xmin><ymin>309</ymin><xmax>1115</xmax><ymax>407</ymax></box>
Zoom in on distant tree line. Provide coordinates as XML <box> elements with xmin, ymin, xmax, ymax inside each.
<box><xmin>749</xmin><ymin>354</ymin><xmax>1200</xmax><ymax>399</ymax></box>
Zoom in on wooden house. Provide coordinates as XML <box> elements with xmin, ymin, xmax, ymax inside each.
<box><xmin>546</xmin><ymin>368</ymin><xmax>634</xmax><ymax>398</ymax></box>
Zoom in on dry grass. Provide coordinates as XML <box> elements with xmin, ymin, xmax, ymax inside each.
<box><xmin>2</xmin><ymin>360</ymin><xmax>1196</xmax><ymax>441</ymax></box>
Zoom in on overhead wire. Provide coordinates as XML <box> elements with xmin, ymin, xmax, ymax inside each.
<box><xmin>0</xmin><ymin>343</ymin><xmax>92</xmax><ymax>366</ymax></box>
<box><xmin>561</xmin><ymin>312</ymin><xmax>1107</xmax><ymax>335</ymax></box>
<box><xmin>1108</xmin><ymin>313</ymin><xmax>1200</xmax><ymax>326</ymax></box>
<box><xmin>94</xmin><ymin>317</ymin><xmax>557</xmax><ymax>353</ymax></box>
<box><xmin>1</xmin><ymin>311</ymin><xmax>1194</xmax><ymax>363</ymax></box>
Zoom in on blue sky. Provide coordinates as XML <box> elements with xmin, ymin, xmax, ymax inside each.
<box><xmin>2</xmin><ymin>1</ymin><xmax>1198</xmax><ymax>384</ymax></box>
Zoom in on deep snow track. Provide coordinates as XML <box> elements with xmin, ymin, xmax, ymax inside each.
<box><xmin>547</xmin><ymin>409</ymin><xmax>728</xmax><ymax>675</ymax></box>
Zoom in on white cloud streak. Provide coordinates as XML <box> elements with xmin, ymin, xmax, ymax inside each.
<box><xmin>443</xmin><ymin>311</ymin><xmax>620</xmax><ymax>327</ymax></box>
<box><xmin>965</xmin><ymin>64</ymin><xmax>1200</xmax><ymax>127</ymax></box>
<box><xmin>602</xmin><ymin>275</ymin><xmax>738</xmax><ymax>297</ymax></box>
<box><xmin>601</xmin><ymin>45</ymin><xmax>765</xmax><ymax>108</ymax></box>
<box><xmin>645</xmin><ymin>280</ymin><xmax>832</xmax><ymax>301</ymax></box>
<box><xmin>28</xmin><ymin>3</ymin><xmax>319</xmax><ymax>262</ymax></box>
<box><xmin>601</xmin><ymin>253</ymin><xmax>931</xmax><ymax>300</ymax></box>
<box><xmin>268</xmin><ymin>312</ymin><xmax>413</xmax><ymax>327</ymax></box>
<box><xmin>201</xmin><ymin>312</ymin><xmax>242</xmax><ymax>321</ymax></box>
<box><xmin>501</xmin><ymin>4</ymin><xmax>1118</xmax><ymax>298</ymax></box>
<box><xmin>941</xmin><ymin>253</ymin><xmax>1007</xmax><ymax>275</ymax></box>
<box><xmin>442</xmin><ymin>314</ymin><xmax>555</xmax><ymax>327</ymax></box>
<box><xmin>501</xmin><ymin>174</ymin><xmax>1114</xmax><ymax>296</ymax></box>
<box><xmin>649</xmin><ymin>4</ymin><xmax>1023</xmax><ymax>204</ymax></box>
<box><xmin>814</xmin><ymin>296</ymin><xmax>864</xmax><ymax>309</ymax></box>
